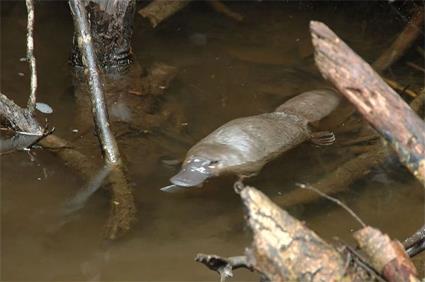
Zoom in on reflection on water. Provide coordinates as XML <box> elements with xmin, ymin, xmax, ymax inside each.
<box><xmin>1</xmin><ymin>1</ymin><xmax>424</xmax><ymax>281</ymax></box>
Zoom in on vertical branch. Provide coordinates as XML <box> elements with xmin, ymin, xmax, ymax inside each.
<box><xmin>69</xmin><ymin>0</ymin><xmax>121</xmax><ymax>165</ymax></box>
<box><xmin>25</xmin><ymin>0</ymin><xmax>37</xmax><ymax>112</ymax></box>
<box><xmin>69</xmin><ymin>0</ymin><xmax>136</xmax><ymax>239</ymax></box>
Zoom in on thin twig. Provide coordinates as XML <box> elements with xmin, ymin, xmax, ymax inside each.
<box><xmin>25</xmin><ymin>0</ymin><xmax>37</xmax><ymax>112</ymax></box>
<box><xmin>297</xmin><ymin>183</ymin><xmax>366</xmax><ymax>228</ymax></box>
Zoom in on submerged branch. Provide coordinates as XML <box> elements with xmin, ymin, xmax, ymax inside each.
<box><xmin>274</xmin><ymin>143</ymin><xmax>388</xmax><ymax>208</ymax></box>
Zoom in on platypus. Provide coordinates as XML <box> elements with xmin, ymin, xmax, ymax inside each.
<box><xmin>161</xmin><ymin>89</ymin><xmax>340</xmax><ymax>192</ymax></box>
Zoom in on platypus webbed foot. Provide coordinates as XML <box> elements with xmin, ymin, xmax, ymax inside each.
<box><xmin>310</xmin><ymin>131</ymin><xmax>336</xmax><ymax>146</ymax></box>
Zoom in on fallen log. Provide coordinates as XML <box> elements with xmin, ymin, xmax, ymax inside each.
<box><xmin>311</xmin><ymin>20</ymin><xmax>425</xmax><ymax>185</ymax></box>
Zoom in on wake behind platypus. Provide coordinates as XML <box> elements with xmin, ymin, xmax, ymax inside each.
<box><xmin>161</xmin><ymin>89</ymin><xmax>340</xmax><ymax>192</ymax></box>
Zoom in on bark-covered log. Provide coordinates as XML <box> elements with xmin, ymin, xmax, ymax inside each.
<box><xmin>71</xmin><ymin>0</ymin><xmax>136</xmax><ymax>71</ymax></box>
<box><xmin>354</xmin><ymin>227</ymin><xmax>419</xmax><ymax>282</ymax></box>
<box><xmin>373</xmin><ymin>6</ymin><xmax>424</xmax><ymax>72</ymax></box>
<box><xmin>311</xmin><ymin>21</ymin><xmax>425</xmax><ymax>185</ymax></box>
<box><xmin>240</xmin><ymin>186</ymin><xmax>349</xmax><ymax>281</ymax></box>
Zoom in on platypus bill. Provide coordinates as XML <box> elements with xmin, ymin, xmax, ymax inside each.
<box><xmin>161</xmin><ymin>89</ymin><xmax>340</xmax><ymax>192</ymax></box>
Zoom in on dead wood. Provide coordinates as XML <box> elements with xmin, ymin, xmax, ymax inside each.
<box><xmin>311</xmin><ymin>20</ymin><xmax>425</xmax><ymax>185</ymax></box>
<box><xmin>69</xmin><ymin>0</ymin><xmax>136</xmax><ymax>239</ymax></box>
<box><xmin>354</xmin><ymin>227</ymin><xmax>419</xmax><ymax>282</ymax></box>
<box><xmin>240</xmin><ymin>186</ymin><xmax>347</xmax><ymax>281</ymax></box>
<box><xmin>0</xmin><ymin>92</ymin><xmax>43</xmax><ymax>136</ymax></box>
<box><xmin>71</xmin><ymin>0</ymin><xmax>136</xmax><ymax>71</ymax></box>
<box><xmin>138</xmin><ymin>0</ymin><xmax>190</xmax><ymax>28</ymax></box>
<box><xmin>373</xmin><ymin>6</ymin><xmax>424</xmax><ymax>72</ymax></box>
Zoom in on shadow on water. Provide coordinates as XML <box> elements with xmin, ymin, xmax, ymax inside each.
<box><xmin>1</xmin><ymin>1</ymin><xmax>424</xmax><ymax>281</ymax></box>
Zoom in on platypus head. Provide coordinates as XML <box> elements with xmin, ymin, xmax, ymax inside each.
<box><xmin>160</xmin><ymin>156</ymin><xmax>218</xmax><ymax>192</ymax></box>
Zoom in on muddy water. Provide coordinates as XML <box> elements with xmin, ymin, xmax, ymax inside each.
<box><xmin>1</xmin><ymin>2</ymin><xmax>424</xmax><ymax>281</ymax></box>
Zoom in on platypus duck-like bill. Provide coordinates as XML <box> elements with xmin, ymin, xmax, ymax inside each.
<box><xmin>160</xmin><ymin>157</ymin><xmax>214</xmax><ymax>192</ymax></box>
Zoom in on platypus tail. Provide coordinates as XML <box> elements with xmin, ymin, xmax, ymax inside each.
<box><xmin>274</xmin><ymin>89</ymin><xmax>340</xmax><ymax>123</ymax></box>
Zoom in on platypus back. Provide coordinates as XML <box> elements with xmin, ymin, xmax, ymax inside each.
<box><xmin>274</xmin><ymin>89</ymin><xmax>340</xmax><ymax>123</ymax></box>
